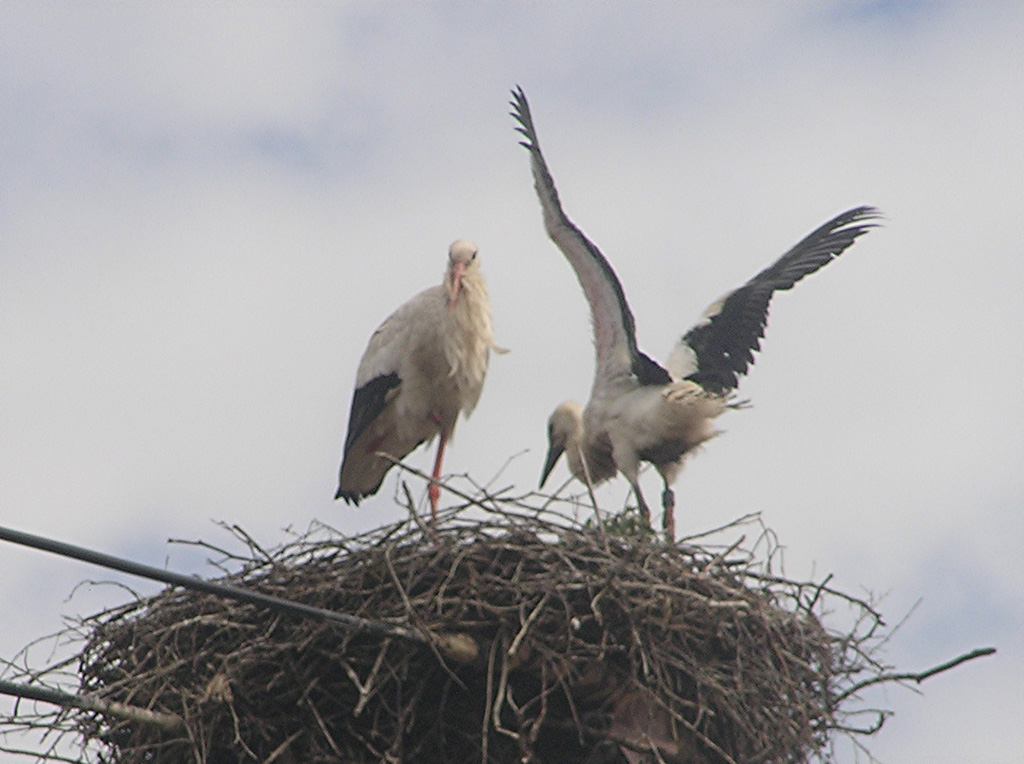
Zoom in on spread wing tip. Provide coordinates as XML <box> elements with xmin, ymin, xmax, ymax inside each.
<box><xmin>832</xmin><ymin>205</ymin><xmax>885</xmax><ymax>237</ymax></box>
<box><xmin>843</xmin><ymin>204</ymin><xmax>883</xmax><ymax>218</ymax></box>
<box><xmin>509</xmin><ymin>86</ymin><xmax>540</xmax><ymax>150</ymax></box>
<box><xmin>676</xmin><ymin>205</ymin><xmax>883</xmax><ymax>393</ymax></box>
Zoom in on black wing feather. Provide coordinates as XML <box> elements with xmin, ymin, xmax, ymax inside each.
<box><xmin>342</xmin><ymin>371</ymin><xmax>401</xmax><ymax>456</ymax></box>
<box><xmin>683</xmin><ymin>206</ymin><xmax>881</xmax><ymax>394</ymax></box>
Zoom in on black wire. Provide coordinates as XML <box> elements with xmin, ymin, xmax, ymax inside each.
<box><xmin>0</xmin><ymin>524</ymin><xmax>427</xmax><ymax>646</ymax></box>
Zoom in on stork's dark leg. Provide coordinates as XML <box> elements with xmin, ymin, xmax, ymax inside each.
<box><xmin>661</xmin><ymin>487</ymin><xmax>676</xmax><ymax>542</ymax></box>
<box><xmin>630</xmin><ymin>480</ymin><xmax>652</xmax><ymax>528</ymax></box>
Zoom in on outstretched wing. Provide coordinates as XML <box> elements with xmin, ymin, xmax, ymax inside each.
<box><xmin>667</xmin><ymin>206</ymin><xmax>881</xmax><ymax>394</ymax></box>
<box><xmin>510</xmin><ymin>87</ymin><xmax>670</xmax><ymax>390</ymax></box>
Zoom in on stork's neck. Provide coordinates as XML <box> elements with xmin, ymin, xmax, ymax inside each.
<box><xmin>450</xmin><ymin>269</ymin><xmax>491</xmax><ymax>332</ymax></box>
<box><xmin>442</xmin><ymin>267</ymin><xmax>493</xmax><ymax>416</ymax></box>
<box><xmin>562</xmin><ymin>411</ymin><xmax>589</xmax><ymax>483</ymax></box>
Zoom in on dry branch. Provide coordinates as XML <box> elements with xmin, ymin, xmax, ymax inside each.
<box><xmin>0</xmin><ymin>679</ymin><xmax>184</xmax><ymax>733</ymax></box>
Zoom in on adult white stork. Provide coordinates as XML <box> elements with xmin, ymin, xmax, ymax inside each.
<box><xmin>510</xmin><ymin>87</ymin><xmax>880</xmax><ymax>539</ymax></box>
<box><xmin>335</xmin><ymin>239</ymin><xmax>495</xmax><ymax>526</ymax></box>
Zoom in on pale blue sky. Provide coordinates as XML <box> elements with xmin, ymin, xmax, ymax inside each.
<box><xmin>2</xmin><ymin>3</ymin><xmax>1022</xmax><ymax>762</ymax></box>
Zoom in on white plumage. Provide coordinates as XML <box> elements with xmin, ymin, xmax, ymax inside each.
<box><xmin>512</xmin><ymin>87</ymin><xmax>879</xmax><ymax>539</ymax></box>
<box><xmin>336</xmin><ymin>239</ymin><xmax>495</xmax><ymax>524</ymax></box>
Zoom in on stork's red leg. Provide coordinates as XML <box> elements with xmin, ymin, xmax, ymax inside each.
<box><xmin>428</xmin><ymin>430</ymin><xmax>449</xmax><ymax>527</ymax></box>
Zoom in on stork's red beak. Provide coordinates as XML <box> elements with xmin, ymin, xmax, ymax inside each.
<box><xmin>448</xmin><ymin>261</ymin><xmax>466</xmax><ymax>312</ymax></box>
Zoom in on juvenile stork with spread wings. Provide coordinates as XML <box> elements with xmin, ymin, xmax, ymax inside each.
<box><xmin>335</xmin><ymin>240</ymin><xmax>495</xmax><ymax>526</ymax></box>
<box><xmin>511</xmin><ymin>87</ymin><xmax>879</xmax><ymax>539</ymax></box>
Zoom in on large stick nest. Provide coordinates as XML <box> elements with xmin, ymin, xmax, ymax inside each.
<box><xmin>10</xmin><ymin>499</ymin><xmax>897</xmax><ymax>764</ymax></box>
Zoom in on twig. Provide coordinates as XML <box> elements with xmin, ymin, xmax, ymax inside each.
<box><xmin>0</xmin><ymin>744</ymin><xmax>87</xmax><ymax>764</ymax></box>
<box><xmin>0</xmin><ymin>678</ymin><xmax>184</xmax><ymax>733</ymax></box>
<box><xmin>262</xmin><ymin>729</ymin><xmax>302</xmax><ymax>764</ymax></box>
<box><xmin>482</xmin><ymin>448</ymin><xmax>530</xmax><ymax>492</ymax></box>
<box><xmin>747</xmin><ymin>569</ymin><xmax>884</xmax><ymax>622</ymax></box>
<box><xmin>570</xmin><ymin>441</ymin><xmax>613</xmax><ymax>546</ymax></box>
<box><xmin>227</xmin><ymin>524</ymin><xmax>276</xmax><ymax>565</ymax></box>
<box><xmin>401</xmin><ymin>481</ymin><xmax>432</xmax><ymax>537</ymax></box>
<box><xmin>379</xmin><ymin>454</ymin><xmax>498</xmax><ymax>513</ymax></box>
<box><xmin>480</xmin><ymin>635</ymin><xmax>501</xmax><ymax>764</ymax></box>
<box><xmin>834</xmin><ymin>646</ymin><xmax>996</xmax><ymax>703</ymax></box>
<box><xmin>537</xmin><ymin>476</ymin><xmax>575</xmax><ymax>512</ymax></box>
<box><xmin>805</xmin><ymin>572</ymin><xmax>833</xmax><ymax>613</ymax></box>
<box><xmin>507</xmin><ymin>592</ymin><xmax>551</xmax><ymax>659</ymax></box>
<box><xmin>679</xmin><ymin>512</ymin><xmax>761</xmax><ymax>545</ymax></box>
<box><xmin>698</xmin><ymin>534</ymin><xmax>746</xmax><ymax>572</ymax></box>
<box><xmin>343</xmin><ymin>640</ymin><xmax>391</xmax><ymax>717</ymax></box>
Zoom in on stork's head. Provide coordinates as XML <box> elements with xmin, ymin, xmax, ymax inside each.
<box><xmin>540</xmin><ymin>400</ymin><xmax>585</xmax><ymax>488</ymax></box>
<box><xmin>445</xmin><ymin>239</ymin><xmax>479</xmax><ymax>311</ymax></box>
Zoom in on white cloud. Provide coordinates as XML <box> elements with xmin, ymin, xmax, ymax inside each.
<box><xmin>1</xmin><ymin>2</ymin><xmax>1022</xmax><ymax>762</ymax></box>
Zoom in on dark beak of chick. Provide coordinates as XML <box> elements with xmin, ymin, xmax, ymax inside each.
<box><xmin>539</xmin><ymin>442</ymin><xmax>565</xmax><ymax>489</ymax></box>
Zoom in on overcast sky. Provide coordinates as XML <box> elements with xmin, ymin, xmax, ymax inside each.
<box><xmin>1</xmin><ymin>3</ymin><xmax>1022</xmax><ymax>762</ymax></box>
